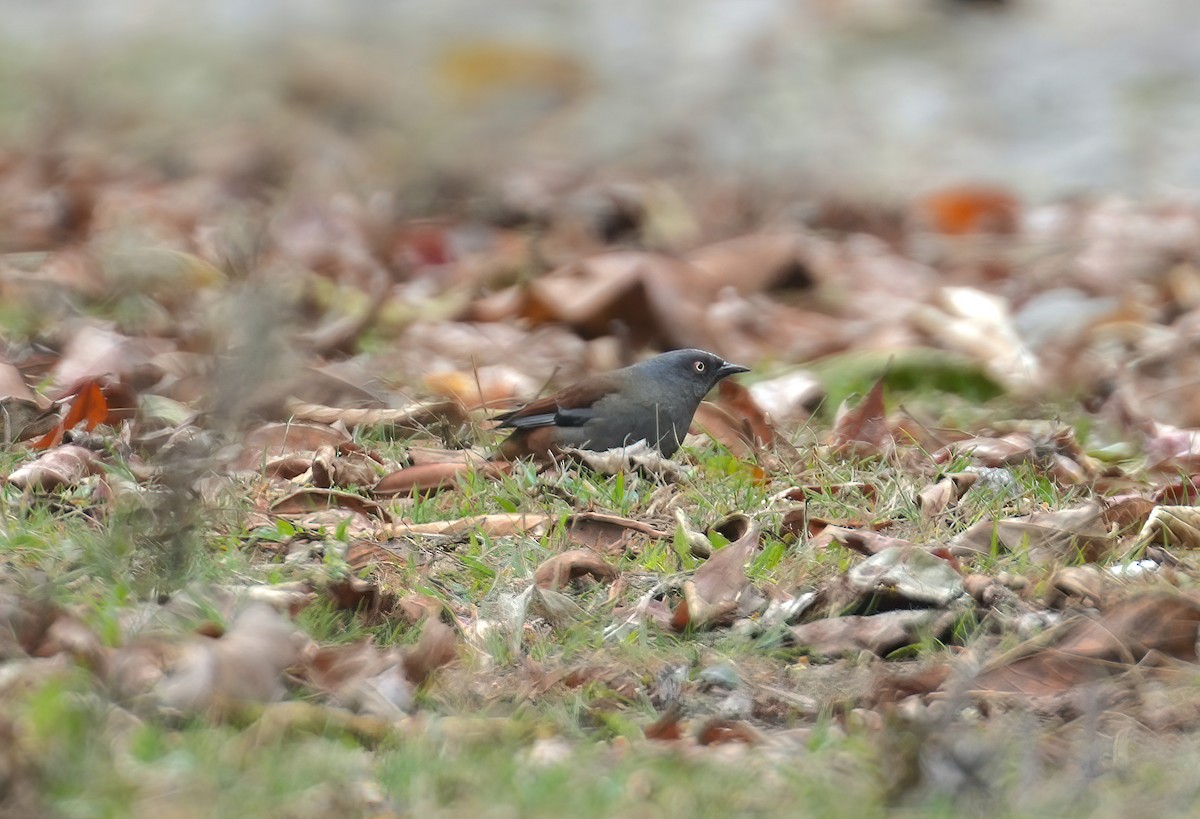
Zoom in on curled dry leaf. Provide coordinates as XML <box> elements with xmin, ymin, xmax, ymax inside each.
<box><xmin>0</xmin><ymin>397</ymin><xmax>57</xmax><ymax>444</ymax></box>
<box><xmin>32</xmin><ymin>378</ymin><xmax>113</xmax><ymax>450</ymax></box>
<box><xmin>388</xmin><ymin>512</ymin><xmax>554</xmax><ymax>539</ymax></box>
<box><xmin>310</xmin><ymin>443</ymin><xmax>384</xmax><ymax>489</ymax></box>
<box><xmin>423</xmin><ymin>366</ymin><xmax>536</xmax><ymax>412</ymax></box>
<box><xmin>235</xmin><ymin>422</ymin><xmax>351</xmax><ymax>471</ymax></box>
<box><xmin>789</xmin><ymin>609</ymin><xmax>957</xmax><ymax>658</ymax></box>
<box><xmin>51</xmin><ymin>322</ymin><xmax>163</xmax><ymax>389</ymax></box>
<box><xmin>284</xmin><ymin>397</ymin><xmax>469</xmax><ymax>434</ymax></box>
<box><xmin>644</xmin><ymin>705</ymin><xmax>684</xmax><ymax>741</ymax></box>
<box><xmin>149</xmin><ymin>604</ymin><xmax>305</xmax><ymax>715</ymax></box>
<box><xmin>846</xmin><ymin>547</ymin><xmax>966</xmax><ymax>608</ymax></box>
<box><xmin>564</xmin><ymin>441</ymin><xmax>687</xmax><ymax>481</ymax></box>
<box><xmin>829</xmin><ymin>374</ymin><xmax>889</xmax><ymax>457</ymax></box>
<box><xmin>263</xmin><ymin>456</ymin><xmax>313</xmax><ymax>481</ymax></box>
<box><xmin>748</xmin><ymin>369</ymin><xmax>823</xmax><ymax>427</ymax></box>
<box><xmin>1047</xmin><ymin>565</ymin><xmax>1119</xmax><ymax>609</ymax></box>
<box><xmin>534</xmin><ymin>549</ymin><xmax>618</xmax><ymax>590</ymax></box>
<box><xmin>696</xmin><ymin>718</ymin><xmax>762</xmax><ymax>746</ymax></box>
<box><xmin>671</xmin><ymin>521</ymin><xmax>761</xmax><ymax>631</ymax></box>
<box><xmin>6</xmin><ymin>445</ymin><xmax>100</xmax><ymax>491</ymax></box>
<box><xmin>401</xmin><ymin>617</ymin><xmax>457</xmax><ymax>686</ymax></box>
<box><xmin>565</xmin><ymin>512</ymin><xmax>669</xmax><ymax>554</ymax></box>
<box><xmin>0</xmin><ymin>356</ymin><xmax>37</xmax><ymax>403</ymax></box>
<box><xmin>915</xmin><ymin>471</ymin><xmax>978</xmax><ymax>520</ymax></box>
<box><xmin>912</xmin><ymin>287</ymin><xmax>1040</xmax><ymax>394</ymax></box>
<box><xmin>1131</xmin><ymin>506</ymin><xmax>1200</xmax><ymax>553</ymax></box>
<box><xmin>820</xmin><ymin>526</ymin><xmax>920</xmax><ymax>557</ymax></box>
<box><xmin>517</xmin><ymin>251</ymin><xmax>711</xmax><ymax>351</ymax></box>
<box><xmin>692</xmin><ymin>379</ymin><xmax>777</xmax><ymax>460</ymax></box>
<box><xmin>372</xmin><ymin>461</ymin><xmax>510</xmax><ymax>497</ymax></box>
<box><xmin>270</xmin><ymin>488</ymin><xmax>390</xmax><ymax>521</ymax></box>
<box><xmin>950</xmin><ymin>499</ymin><xmax>1151</xmax><ymax>564</ymax></box>
<box><xmin>969</xmin><ymin>593</ymin><xmax>1200</xmax><ymax>697</ymax></box>
<box><xmin>684</xmin><ymin>233</ymin><xmax>817</xmax><ymax>297</ymax></box>
<box><xmin>303</xmin><ymin>640</ymin><xmax>413</xmax><ymax>717</ymax></box>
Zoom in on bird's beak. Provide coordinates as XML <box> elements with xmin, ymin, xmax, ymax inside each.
<box><xmin>717</xmin><ymin>361</ymin><xmax>750</xmax><ymax>379</ymax></box>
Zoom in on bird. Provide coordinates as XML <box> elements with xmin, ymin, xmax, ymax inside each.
<box><xmin>494</xmin><ymin>349</ymin><xmax>749</xmax><ymax>461</ymax></box>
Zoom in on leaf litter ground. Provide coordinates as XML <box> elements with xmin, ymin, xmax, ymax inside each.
<box><xmin>8</xmin><ymin>48</ymin><xmax>1200</xmax><ymax>819</ymax></box>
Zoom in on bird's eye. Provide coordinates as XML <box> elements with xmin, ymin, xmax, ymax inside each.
<box><xmin>693</xmin><ymin>360</ymin><xmax>706</xmax><ymax>372</ymax></box>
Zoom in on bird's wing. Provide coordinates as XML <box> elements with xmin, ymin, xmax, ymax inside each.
<box><xmin>494</xmin><ymin>373</ymin><xmax>620</xmax><ymax>430</ymax></box>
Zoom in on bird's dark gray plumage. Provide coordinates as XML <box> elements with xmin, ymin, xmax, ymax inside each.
<box><xmin>495</xmin><ymin>349</ymin><xmax>749</xmax><ymax>460</ymax></box>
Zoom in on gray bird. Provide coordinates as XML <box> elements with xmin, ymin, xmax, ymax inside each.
<box><xmin>495</xmin><ymin>349</ymin><xmax>749</xmax><ymax>460</ymax></box>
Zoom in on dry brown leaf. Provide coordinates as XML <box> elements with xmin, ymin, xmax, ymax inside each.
<box><xmin>846</xmin><ymin>547</ymin><xmax>965</xmax><ymax>608</ymax></box>
<box><xmin>1047</xmin><ymin>565</ymin><xmax>1119</xmax><ymax>609</ymax></box>
<box><xmin>284</xmin><ymin>397</ymin><xmax>469</xmax><ymax>434</ymax></box>
<box><xmin>564</xmin><ymin>441</ymin><xmax>687</xmax><ymax>481</ymax></box>
<box><xmin>6</xmin><ymin>445</ymin><xmax>100</xmax><ymax>491</ymax></box>
<box><xmin>1131</xmin><ymin>506</ymin><xmax>1200</xmax><ymax>552</ymax></box>
<box><xmin>388</xmin><ymin>513</ymin><xmax>555</xmax><ymax>539</ymax></box>
<box><xmin>915</xmin><ymin>185</ymin><xmax>1019</xmax><ymax>235</ymax></box>
<box><xmin>151</xmin><ymin>604</ymin><xmax>305</xmax><ymax>714</ymax></box>
<box><xmin>236</xmin><ymin>422</ymin><xmax>351</xmax><ymax>471</ymax></box>
<box><xmin>671</xmin><ymin>521</ymin><xmax>761</xmax><ymax>631</ymax></box>
<box><xmin>684</xmin><ymin>233</ymin><xmax>816</xmax><ymax>296</ymax></box>
<box><xmin>0</xmin><ymin>397</ymin><xmax>57</xmax><ymax>444</ymax></box>
<box><xmin>949</xmin><ymin>500</ymin><xmax>1145</xmax><ymax>563</ymax></box>
<box><xmin>302</xmin><ymin>640</ymin><xmax>413</xmax><ymax>717</ymax></box>
<box><xmin>916</xmin><ymin>472</ymin><xmax>978</xmax><ymax>520</ymax></box>
<box><xmin>263</xmin><ymin>456</ymin><xmax>313</xmax><ymax>481</ymax></box>
<box><xmin>644</xmin><ymin>706</ymin><xmax>684</xmax><ymax>741</ymax></box>
<box><xmin>820</xmin><ymin>526</ymin><xmax>921</xmax><ymax>557</ymax></box>
<box><xmin>747</xmin><ymin>369</ymin><xmax>823</xmax><ymax>427</ymax></box>
<box><xmin>692</xmin><ymin>379</ymin><xmax>776</xmax><ymax>460</ymax></box>
<box><xmin>829</xmin><ymin>374</ymin><xmax>889</xmax><ymax>457</ymax></box>
<box><xmin>372</xmin><ymin>461</ymin><xmax>510</xmax><ymax>497</ymax></box>
<box><xmin>564</xmin><ymin>512</ymin><xmax>669</xmax><ymax>554</ymax></box>
<box><xmin>270</xmin><ymin>489</ymin><xmax>390</xmax><ymax>521</ymax></box>
<box><xmin>50</xmin><ymin>323</ymin><xmax>164</xmax><ymax>389</ymax></box>
<box><xmin>695</xmin><ymin>718</ymin><xmax>762</xmax><ymax>746</ymax></box>
<box><xmin>402</xmin><ymin>617</ymin><xmax>458</xmax><ymax>686</ymax></box>
<box><xmin>534</xmin><ymin>550</ymin><xmax>618</xmax><ymax>590</ymax></box>
<box><xmin>310</xmin><ymin>443</ymin><xmax>384</xmax><ymax>489</ymax></box>
<box><xmin>790</xmin><ymin>610</ymin><xmax>957</xmax><ymax>658</ymax></box>
<box><xmin>0</xmin><ymin>356</ymin><xmax>36</xmax><ymax>403</ymax></box>
<box><xmin>518</xmin><ymin>251</ymin><xmax>711</xmax><ymax>351</ymax></box>
<box><xmin>970</xmin><ymin>593</ymin><xmax>1200</xmax><ymax>696</ymax></box>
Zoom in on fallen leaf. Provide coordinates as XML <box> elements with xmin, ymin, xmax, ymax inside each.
<box><xmin>916</xmin><ymin>185</ymin><xmax>1019</xmax><ymax>235</ymax></box>
<box><xmin>236</xmin><ymin>422</ymin><xmax>351</xmax><ymax>471</ymax></box>
<box><xmin>402</xmin><ymin>617</ymin><xmax>457</xmax><ymax>686</ymax></box>
<box><xmin>846</xmin><ymin>547</ymin><xmax>966</xmax><ymax>608</ymax></box>
<box><xmin>915</xmin><ymin>472</ymin><xmax>978</xmax><ymax>520</ymax></box>
<box><xmin>970</xmin><ymin>594</ymin><xmax>1200</xmax><ymax>696</ymax></box>
<box><xmin>950</xmin><ymin>500</ymin><xmax>1147</xmax><ymax>563</ymax></box>
<box><xmin>534</xmin><ymin>550</ymin><xmax>618</xmax><ymax>590</ymax></box>
<box><xmin>672</xmin><ymin>521</ymin><xmax>761</xmax><ymax>630</ymax></box>
<box><xmin>1131</xmin><ymin>506</ymin><xmax>1200</xmax><ymax>553</ymax></box>
<box><xmin>564</xmin><ymin>512</ymin><xmax>669</xmax><ymax>554</ymax></box>
<box><xmin>387</xmin><ymin>513</ymin><xmax>555</xmax><ymax>539</ymax></box>
<box><xmin>696</xmin><ymin>718</ymin><xmax>762</xmax><ymax>746</ymax></box>
<box><xmin>829</xmin><ymin>374</ymin><xmax>889</xmax><ymax>457</ymax></box>
<box><xmin>789</xmin><ymin>609</ymin><xmax>957</xmax><ymax>658</ymax></box>
<box><xmin>684</xmin><ymin>233</ymin><xmax>817</xmax><ymax>296</ymax></box>
<box><xmin>150</xmin><ymin>604</ymin><xmax>305</xmax><ymax>715</ymax></box>
<box><xmin>819</xmin><ymin>526</ymin><xmax>921</xmax><ymax>557</ymax></box>
<box><xmin>372</xmin><ymin>461</ymin><xmax>510</xmax><ymax>497</ymax></box>
<box><xmin>270</xmin><ymin>489</ymin><xmax>390</xmax><ymax>521</ymax></box>
<box><xmin>6</xmin><ymin>445</ymin><xmax>100</xmax><ymax>491</ymax></box>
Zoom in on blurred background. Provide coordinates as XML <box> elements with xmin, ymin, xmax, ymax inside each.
<box><xmin>5</xmin><ymin>0</ymin><xmax>1200</xmax><ymax>204</ymax></box>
